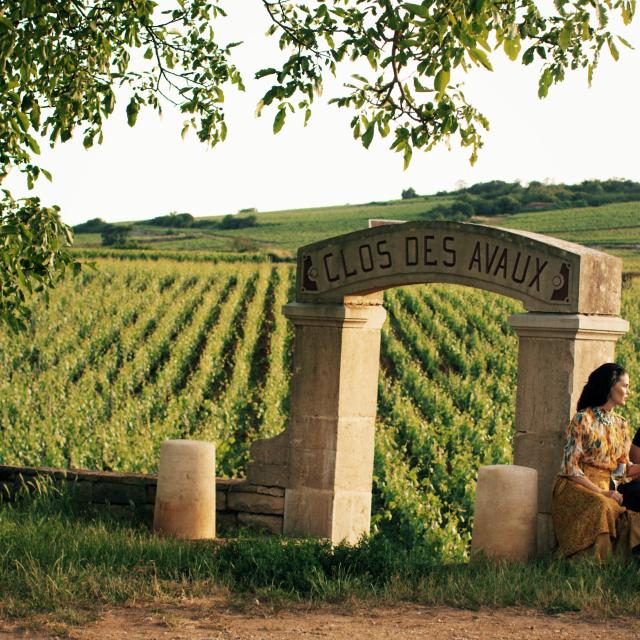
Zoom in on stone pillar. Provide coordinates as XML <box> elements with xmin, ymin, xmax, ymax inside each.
<box><xmin>508</xmin><ymin>313</ymin><xmax>629</xmax><ymax>555</ymax></box>
<box><xmin>282</xmin><ymin>301</ymin><xmax>387</xmax><ymax>544</ymax></box>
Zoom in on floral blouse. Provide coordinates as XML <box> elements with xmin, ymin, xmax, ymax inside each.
<box><xmin>560</xmin><ymin>407</ymin><xmax>630</xmax><ymax>477</ymax></box>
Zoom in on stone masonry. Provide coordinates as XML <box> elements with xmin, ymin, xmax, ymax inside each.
<box><xmin>0</xmin><ymin>464</ymin><xmax>284</xmax><ymax>535</ymax></box>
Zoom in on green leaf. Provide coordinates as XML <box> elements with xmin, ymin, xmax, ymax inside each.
<box><xmin>144</xmin><ymin>47</ymin><xmax>153</xmax><ymax>60</ymax></box>
<box><xmin>618</xmin><ymin>35</ymin><xmax>634</xmax><ymax>50</ymax></box>
<box><xmin>403</xmin><ymin>2</ymin><xmax>430</xmax><ymax>19</ymax></box>
<box><xmin>608</xmin><ymin>37</ymin><xmax>620</xmax><ymax>61</ymax></box>
<box><xmin>403</xmin><ymin>143</ymin><xmax>413</xmax><ymax>170</ymax></box>
<box><xmin>273</xmin><ymin>108</ymin><xmax>286</xmax><ymax>134</ymax></box>
<box><xmin>413</xmin><ymin>77</ymin><xmax>428</xmax><ymax>92</ymax></box>
<box><xmin>26</xmin><ymin>135</ymin><xmax>40</xmax><ymax>154</ymax></box>
<box><xmin>126</xmin><ymin>98</ymin><xmax>139</xmax><ymax>127</ymax></box>
<box><xmin>538</xmin><ymin>68</ymin><xmax>553</xmax><ymax>98</ymax></box>
<box><xmin>255</xmin><ymin>68</ymin><xmax>277</xmax><ymax>79</ymax></box>
<box><xmin>503</xmin><ymin>37</ymin><xmax>521</xmax><ymax>61</ymax></box>
<box><xmin>15</xmin><ymin>111</ymin><xmax>29</xmax><ymax>132</ymax></box>
<box><xmin>558</xmin><ymin>26</ymin><xmax>571</xmax><ymax>51</ymax></box>
<box><xmin>362</xmin><ymin>122</ymin><xmax>375</xmax><ymax>149</ymax></box>
<box><xmin>471</xmin><ymin>48</ymin><xmax>493</xmax><ymax>70</ymax></box>
<box><xmin>434</xmin><ymin>69</ymin><xmax>450</xmax><ymax>96</ymax></box>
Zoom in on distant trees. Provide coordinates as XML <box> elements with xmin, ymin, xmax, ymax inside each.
<box><xmin>220</xmin><ymin>214</ymin><xmax>258</xmax><ymax>230</ymax></box>
<box><xmin>101</xmin><ymin>225</ymin><xmax>132</xmax><ymax>247</ymax></box>
<box><xmin>402</xmin><ymin>187</ymin><xmax>418</xmax><ymax>200</ymax></box>
<box><xmin>423</xmin><ymin>179</ymin><xmax>640</xmax><ymax>220</ymax></box>
<box><xmin>72</xmin><ymin>217</ymin><xmax>110</xmax><ymax>233</ymax></box>
<box><xmin>147</xmin><ymin>213</ymin><xmax>195</xmax><ymax>229</ymax></box>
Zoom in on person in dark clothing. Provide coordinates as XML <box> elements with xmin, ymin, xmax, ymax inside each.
<box><xmin>619</xmin><ymin>430</ymin><xmax>640</xmax><ymax>511</ymax></box>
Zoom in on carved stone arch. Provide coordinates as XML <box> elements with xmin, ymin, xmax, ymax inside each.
<box><xmin>247</xmin><ymin>221</ymin><xmax>627</xmax><ymax>553</ymax></box>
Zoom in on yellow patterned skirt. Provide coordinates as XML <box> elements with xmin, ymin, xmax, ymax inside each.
<box><xmin>552</xmin><ymin>464</ymin><xmax>640</xmax><ymax>559</ymax></box>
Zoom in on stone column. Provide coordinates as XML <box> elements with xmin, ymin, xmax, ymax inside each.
<box><xmin>282</xmin><ymin>301</ymin><xmax>387</xmax><ymax>544</ymax></box>
<box><xmin>508</xmin><ymin>313</ymin><xmax>629</xmax><ymax>555</ymax></box>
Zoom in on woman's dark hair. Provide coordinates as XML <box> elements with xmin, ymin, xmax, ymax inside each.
<box><xmin>577</xmin><ymin>363</ymin><xmax>627</xmax><ymax>411</ymax></box>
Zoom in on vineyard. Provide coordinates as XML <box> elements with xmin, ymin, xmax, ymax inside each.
<box><xmin>2</xmin><ymin>258</ymin><xmax>640</xmax><ymax>560</ymax></box>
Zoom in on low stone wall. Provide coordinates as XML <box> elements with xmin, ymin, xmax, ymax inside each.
<box><xmin>0</xmin><ymin>464</ymin><xmax>284</xmax><ymax>535</ymax></box>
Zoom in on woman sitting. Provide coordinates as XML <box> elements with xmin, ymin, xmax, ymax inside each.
<box><xmin>552</xmin><ymin>363</ymin><xmax>640</xmax><ymax>559</ymax></box>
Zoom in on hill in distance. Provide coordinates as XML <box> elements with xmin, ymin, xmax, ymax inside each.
<box><xmin>72</xmin><ymin>179</ymin><xmax>640</xmax><ymax>272</ymax></box>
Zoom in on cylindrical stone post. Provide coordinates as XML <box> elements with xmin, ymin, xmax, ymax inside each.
<box><xmin>471</xmin><ymin>465</ymin><xmax>538</xmax><ymax>562</ymax></box>
<box><xmin>153</xmin><ymin>440</ymin><xmax>216</xmax><ymax>539</ymax></box>
<box><xmin>282</xmin><ymin>301</ymin><xmax>387</xmax><ymax>544</ymax></box>
<box><xmin>508</xmin><ymin>313</ymin><xmax>629</xmax><ymax>555</ymax></box>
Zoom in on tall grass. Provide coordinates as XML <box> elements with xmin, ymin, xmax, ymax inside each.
<box><xmin>2</xmin><ymin>484</ymin><xmax>640</xmax><ymax>618</ymax></box>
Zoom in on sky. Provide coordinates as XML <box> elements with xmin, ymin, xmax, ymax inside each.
<box><xmin>5</xmin><ymin>5</ymin><xmax>640</xmax><ymax>227</ymax></box>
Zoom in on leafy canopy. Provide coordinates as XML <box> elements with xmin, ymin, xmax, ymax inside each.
<box><xmin>0</xmin><ymin>0</ymin><xmax>635</xmax><ymax>326</ymax></box>
<box><xmin>259</xmin><ymin>0</ymin><xmax>635</xmax><ymax>167</ymax></box>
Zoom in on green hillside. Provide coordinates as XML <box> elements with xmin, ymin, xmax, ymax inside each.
<box><xmin>73</xmin><ymin>196</ymin><xmax>640</xmax><ymax>269</ymax></box>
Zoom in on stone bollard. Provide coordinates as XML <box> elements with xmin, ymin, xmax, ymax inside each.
<box><xmin>153</xmin><ymin>440</ymin><xmax>216</xmax><ymax>539</ymax></box>
<box><xmin>471</xmin><ymin>464</ymin><xmax>538</xmax><ymax>562</ymax></box>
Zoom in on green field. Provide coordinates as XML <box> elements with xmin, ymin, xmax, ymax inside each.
<box><xmin>2</xmin><ymin>258</ymin><xmax>640</xmax><ymax>560</ymax></box>
<box><xmin>74</xmin><ymin>198</ymin><xmax>640</xmax><ymax>270</ymax></box>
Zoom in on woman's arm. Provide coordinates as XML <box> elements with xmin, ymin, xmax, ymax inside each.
<box><xmin>568</xmin><ymin>474</ymin><xmax>623</xmax><ymax>504</ymax></box>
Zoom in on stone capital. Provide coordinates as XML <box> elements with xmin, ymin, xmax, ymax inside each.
<box><xmin>283</xmin><ymin>302</ymin><xmax>387</xmax><ymax>330</ymax></box>
<box><xmin>508</xmin><ymin>313</ymin><xmax>629</xmax><ymax>341</ymax></box>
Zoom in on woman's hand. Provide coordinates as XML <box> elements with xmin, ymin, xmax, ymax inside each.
<box><xmin>601</xmin><ymin>489</ymin><xmax>624</xmax><ymax>505</ymax></box>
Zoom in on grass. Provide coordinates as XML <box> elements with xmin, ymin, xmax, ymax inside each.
<box><xmin>3</xmin><ymin>485</ymin><xmax>640</xmax><ymax>619</ymax></box>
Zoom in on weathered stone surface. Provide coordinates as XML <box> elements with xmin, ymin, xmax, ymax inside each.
<box><xmin>216</xmin><ymin>490</ymin><xmax>227</xmax><ymax>511</ymax></box>
<box><xmin>228</xmin><ymin>481</ymin><xmax>285</xmax><ymax>497</ymax></box>
<box><xmin>136</xmin><ymin>504</ymin><xmax>155</xmax><ymax>527</ymax></box>
<box><xmin>513</xmin><ymin>432</ymin><xmax>563</xmax><ymax>514</ymax></box>
<box><xmin>249</xmin><ymin>431</ymin><xmax>289</xmax><ymax>466</ymax></box>
<box><xmin>238</xmin><ymin>513</ymin><xmax>283</xmax><ymax>535</ymax></box>
<box><xmin>471</xmin><ymin>465</ymin><xmax>538</xmax><ymax>562</ymax></box>
<box><xmin>227</xmin><ymin>491</ymin><xmax>284</xmax><ymax>515</ymax></box>
<box><xmin>70</xmin><ymin>480</ymin><xmax>93</xmax><ymax>503</ymax></box>
<box><xmin>145</xmin><ymin>484</ymin><xmax>156</xmax><ymax>504</ymax></box>
<box><xmin>246</xmin><ymin>462</ymin><xmax>289</xmax><ymax>489</ymax></box>
<box><xmin>93</xmin><ymin>504</ymin><xmax>136</xmax><ymax>521</ymax></box>
<box><xmin>284</xmin><ymin>488</ymin><xmax>334</xmax><ymax>539</ymax></box>
<box><xmin>0</xmin><ymin>468</ymin><xmax>17</xmax><ymax>482</ymax></box>
<box><xmin>92</xmin><ymin>481</ymin><xmax>146</xmax><ymax>505</ymax></box>
<box><xmin>537</xmin><ymin>513</ymin><xmax>556</xmax><ymax>556</ymax></box>
<box><xmin>282</xmin><ymin>302</ymin><xmax>385</xmax><ymax>543</ymax></box>
<box><xmin>153</xmin><ymin>440</ymin><xmax>216</xmax><ymax>540</ymax></box>
<box><xmin>295</xmin><ymin>220</ymin><xmax>622</xmax><ymax>314</ymax></box>
<box><xmin>216</xmin><ymin>478</ymin><xmax>244</xmax><ymax>491</ymax></box>
<box><xmin>216</xmin><ymin>512</ymin><xmax>238</xmax><ymax>533</ymax></box>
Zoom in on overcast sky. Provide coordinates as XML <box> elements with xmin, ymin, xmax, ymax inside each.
<box><xmin>5</xmin><ymin>6</ymin><xmax>640</xmax><ymax>226</ymax></box>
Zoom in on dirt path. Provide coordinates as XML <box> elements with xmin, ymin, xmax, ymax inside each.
<box><xmin>1</xmin><ymin>600</ymin><xmax>637</xmax><ymax>640</ymax></box>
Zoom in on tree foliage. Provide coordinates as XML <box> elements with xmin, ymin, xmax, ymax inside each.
<box><xmin>258</xmin><ymin>0</ymin><xmax>635</xmax><ymax>166</ymax></box>
<box><xmin>0</xmin><ymin>191</ymin><xmax>78</xmax><ymax>331</ymax></box>
<box><xmin>0</xmin><ymin>0</ymin><xmax>242</xmax><ymax>327</ymax></box>
<box><xmin>0</xmin><ymin>0</ymin><xmax>635</xmax><ymax>326</ymax></box>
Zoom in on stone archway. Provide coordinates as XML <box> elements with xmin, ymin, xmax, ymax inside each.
<box><xmin>247</xmin><ymin>221</ymin><xmax>627</xmax><ymax>553</ymax></box>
